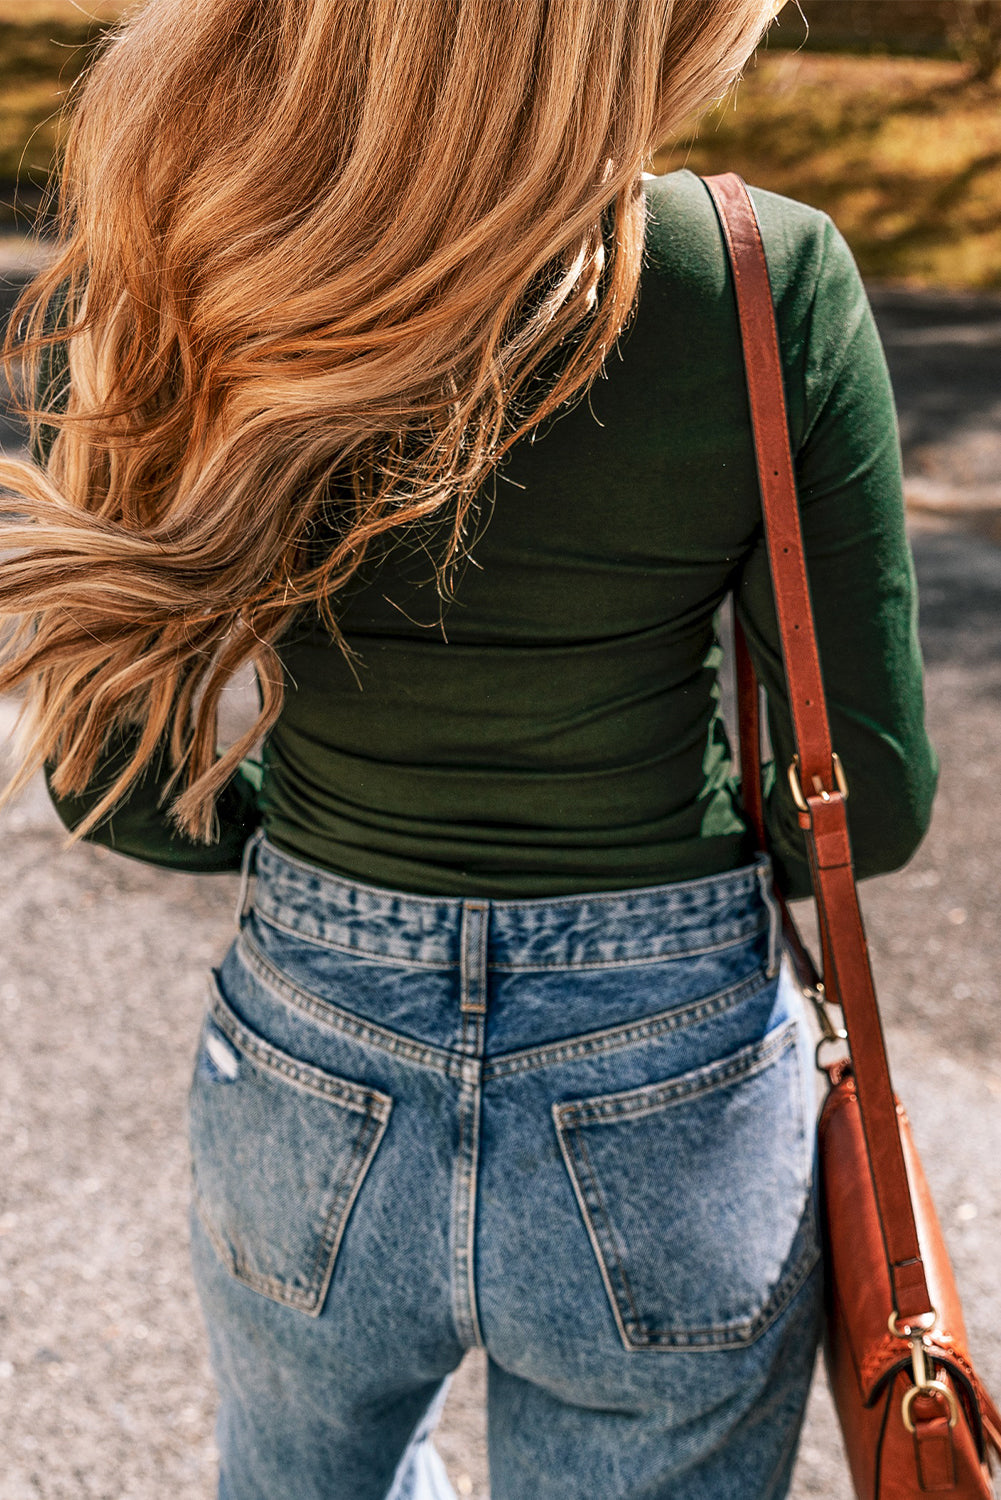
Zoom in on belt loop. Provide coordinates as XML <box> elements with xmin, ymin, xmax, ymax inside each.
<box><xmin>235</xmin><ymin>828</ymin><xmax>263</xmax><ymax>932</ymax></box>
<box><xmin>459</xmin><ymin>902</ymin><xmax>489</xmax><ymax>1014</ymax></box>
<box><xmin>756</xmin><ymin>857</ymin><xmax>781</xmax><ymax>980</ymax></box>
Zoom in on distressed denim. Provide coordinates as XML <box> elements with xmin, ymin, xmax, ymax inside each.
<box><xmin>187</xmin><ymin>832</ymin><xmax>823</xmax><ymax>1500</ymax></box>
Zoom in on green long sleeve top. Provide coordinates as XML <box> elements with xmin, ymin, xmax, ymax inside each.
<box><xmin>43</xmin><ymin>172</ymin><xmax>938</xmax><ymax>898</ymax></box>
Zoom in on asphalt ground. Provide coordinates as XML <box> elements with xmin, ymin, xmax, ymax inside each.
<box><xmin>1</xmin><ymin>248</ymin><xmax>1000</xmax><ymax>1497</ymax></box>
<box><xmin>870</xmin><ymin>285</ymin><xmax>1001</xmax><ymax>509</ymax></box>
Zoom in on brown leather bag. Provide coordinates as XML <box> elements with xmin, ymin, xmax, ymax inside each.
<box><xmin>703</xmin><ymin>170</ymin><xmax>1001</xmax><ymax>1499</ymax></box>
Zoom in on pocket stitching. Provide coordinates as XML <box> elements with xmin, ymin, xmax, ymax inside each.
<box><xmin>207</xmin><ymin>974</ymin><xmax>392</xmax><ymax>1121</ymax></box>
<box><xmin>487</xmin><ymin>965</ymin><xmax>774</xmax><ymax>1082</ymax></box>
<box><xmin>192</xmin><ymin>1184</ymin><xmax>329</xmax><ymax>1313</ymax></box>
<box><xmin>557</xmin><ymin>1120</ymin><xmax>645</xmax><ymax>1333</ymax></box>
<box><xmin>236</xmin><ymin>930</ymin><xmax>460</xmax><ymax>1079</ymax></box>
<box><xmin>192</xmin><ymin>983</ymin><xmax>393</xmax><ymax>1316</ymax></box>
<box><xmin>299</xmin><ymin>1106</ymin><xmax>389</xmax><ymax>1313</ymax></box>
<box><xmin>630</xmin><ymin>1230</ymin><xmax>820</xmax><ymax>1350</ymax></box>
<box><xmin>192</xmin><ymin>1093</ymin><xmax>390</xmax><ymax>1315</ymax></box>
<box><xmin>552</xmin><ymin>1020</ymin><xmax>817</xmax><ymax>1350</ymax></box>
<box><xmin>554</xmin><ymin>1019</ymin><xmax>797</xmax><ymax>1129</ymax></box>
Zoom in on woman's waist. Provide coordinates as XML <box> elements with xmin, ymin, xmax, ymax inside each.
<box><xmin>240</xmin><ymin>830</ymin><xmax>774</xmax><ymax>974</ymax></box>
<box><xmin>256</xmin><ymin>717</ymin><xmax>753</xmax><ymax>904</ymax></box>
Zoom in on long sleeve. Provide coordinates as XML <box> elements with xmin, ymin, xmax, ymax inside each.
<box><xmin>734</xmin><ymin>210</ymin><xmax>938</xmax><ymax>899</ymax></box>
<box><xmin>45</xmin><ymin>727</ymin><xmax>261</xmax><ymax>872</ymax></box>
<box><xmin>29</xmin><ymin>312</ymin><xmax>262</xmax><ymax>871</ymax></box>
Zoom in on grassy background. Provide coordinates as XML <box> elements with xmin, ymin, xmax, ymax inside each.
<box><xmin>1</xmin><ymin>5</ymin><xmax>999</xmax><ymax>289</ymax></box>
<box><xmin>654</xmin><ymin>50</ymin><xmax>1001</xmax><ymax>289</ymax></box>
<box><xmin>0</xmin><ymin>2</ymin><xmax>121</xmax><ymax>200</ymax></box>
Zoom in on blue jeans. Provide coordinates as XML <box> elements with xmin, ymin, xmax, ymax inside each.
<box><xmin>187</xmin><ymin>833</ymin><xmax>823</xmax><ymax>1499</ymax></box>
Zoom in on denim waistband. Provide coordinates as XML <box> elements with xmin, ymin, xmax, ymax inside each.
<box><xmin>237</xmin><ymin>832</ymin><xmax>778</xmax><ymax>973</ymax></box>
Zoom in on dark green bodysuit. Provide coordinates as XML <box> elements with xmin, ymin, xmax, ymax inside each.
<box><xmin>46</xmin><ymin>173</ymin><xmax>938</xmax><ymax>899</ymax></box>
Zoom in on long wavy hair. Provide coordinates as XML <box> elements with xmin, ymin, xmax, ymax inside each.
<box><xmin>0</xmin><ymin>0</ymin><xmax>776</xmax><ymax>844</ymax></box>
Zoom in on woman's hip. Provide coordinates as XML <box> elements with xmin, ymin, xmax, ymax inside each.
<box><xmin>189</xmin><ymin>833</ymin><xmax>818</xmax><ymax>1343</ymax></box>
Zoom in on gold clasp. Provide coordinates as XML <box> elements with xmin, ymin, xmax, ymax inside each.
<box><xmin>888</xmin><ymin>1310</ymin><xmax>938</xmax><ymax>1340</ymax></box>
<box><xmin>901</xmin><ymin>1380</ymin><xmax>961</xmax><ymax>1432</ymax></box>
<box><xmin>902</xmin><ymin>1336</ymin><xmax>961</xmax><ymax>1433</ymax></box>
<box><xmin>805</xmin><ymin>981</ymin><xmax>840</xmax><ymax>1041</ymax></box>
<box><xmin>887</xmin><ymin>1313</ymin><xmax>961</xmax><ymax>1433</ymax></box>
<box><xmin>814</xmin><ymin>1028</ymin><xmax>849</xmax><ymax>1072</ymax></box>
<box><xmin>910</xmin><ymin>1335</ymin><xmax>934</xmax><ymax>1389</ymax></box>
<box><xmin>804</xmin><ymin>981</ymin><xmax>848</xmax><ymax>1071</ymax></box>
<box><xmin>788</xmin><ymin>752</ymin><xmax>849</xmax><ymax>813</ymax></box>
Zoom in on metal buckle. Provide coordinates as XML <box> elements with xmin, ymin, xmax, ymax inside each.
<box><xmin>815</xmin><ymin>1028</ymin><xmax>849</xmax><ymax>1072</ymax></box>
<box><xmin>902</xmin><ymin>1380</ymin><xmax>961</xmax><ymax>1432</ymax></box>
<box><xmin>901</xmin><ymin>1336</ymin><xmax>961</xmax><ymax>1432</ymax></box>
<box><xmin>887</xmin><ymin>1313</ymin><xmax>961</xmax><ymax>1433</ymax></box>
<box><xmin>888</xmin><ymin>1309</ymin><xmax>938</xmax><ymax>1340</ymax></box>
<box><xmin>788</xmin><ymin>752</ymin><xmax>849</xmax><ymax>813</ymax></box>
<box><xmin>806</xmin><ymin>981</ymin><xmax>839</xmax><ymax>1039</ymax></box>
<box><xmin>804</xmin><ymin>981</ymin><xmax>849</xmax><ymax>1071</ymax></box>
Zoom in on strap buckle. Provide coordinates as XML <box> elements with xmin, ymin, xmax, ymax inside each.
<box><xmin>901</xmin><ymin>1335</ymin><xmax>961</xmax><ymax>1433</ymax></box>
<box><xmin>887</xmin><ymin>1310</ymin><xmax>961</xmax><ymax>1432</ymax></box>
<box><xmin>889</xmin><ymin>1310</ymin><xmax>938</xmax><ymax>1340</ymax></box>
<box><xmin>788</xmin><ymin>751</ymin><xmax>849</xmax><ymax>813</ymax></box>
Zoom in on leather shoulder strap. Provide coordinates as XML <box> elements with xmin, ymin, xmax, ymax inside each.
<box><xmin>702</xmin><ymin>171</ymin><xmax>934</xmax><ymax>1327</ymax></box>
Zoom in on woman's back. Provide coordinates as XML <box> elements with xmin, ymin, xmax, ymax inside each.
<box><xmin>48</xmin><ymin>172</ymin><xmax>934</xmax><ymax>898</ymax></box>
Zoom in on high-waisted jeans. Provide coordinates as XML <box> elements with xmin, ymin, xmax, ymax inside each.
<box><xmin>187</xmin><ymin>832</ymin><xmax>823</xmax><ymax>1500</ymax></box>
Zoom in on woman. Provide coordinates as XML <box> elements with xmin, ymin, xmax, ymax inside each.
<box><xmin>0</xmin><ymin>2</ymin><xmax>936</xmax><ymax>1496</ymax></box>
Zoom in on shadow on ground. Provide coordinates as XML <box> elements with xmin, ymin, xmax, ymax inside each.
<box><xmin>911</xmin><ymin>527</ymin><xmax>1001</xmax><ymax>681</ymax></box>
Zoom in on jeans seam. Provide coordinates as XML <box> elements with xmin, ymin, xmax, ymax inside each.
<box><xmin>293</xmin><ymin>1109</ymin><xmax>382</xmax><ymax>1313</ymax></box>
<box><xmin>192</xmin><ymin>1191</ymin><xmax>323</xmax><ymax>1312</ymax></box>
<box><xmin>235</xmin><ymin>930</ymin><xmax>462</xmax><ymax>1078</ymax></box>
<box><xmin>554</xmin><ymin>1022</ymin><xmax>798</xmax><ymax>1127</ymax></box>
<box><xmin>551</xmin><ymin>1102</ymin><xmax>640</xmax><ymax>1351</ymax></box>
<box><xmin>208</xmin><ymin>976</ymin><xmax>393</xmax><ymax>1117</ymax></box>
<box><xmin>551</xmin><ymin>1020</ymin><xmax>819</xmax><ymax>1351</ymax></box>
<box><xmin>629</xmin><ymin>1239</ymin><xmax>823</xmax><ymax>1349</ymax></box>
<box><xmin>249</xmin><ymin>903</ymin><xmax>765</xmax><ymax>973</ymax></box>
<box><xmin>488</xmin><ymin>915</ymin><xmax>768</xmax><ymax>972</ymax></box>
<box><xmin>190</xmin><ymin>1100</ymin><xmax>391</xmax><ymax>1317</ymax></box>
<box><xmin>249</xmin><ymin>905</ymin><xmax>456</xmax><ymax>971</ymax></box>
<box><xmin>571</xmin><ymin>1122</ymin><xmax>642</xmax><ymax>1328</ymax></box>
<box><xmin>482</xmin><ymin>966</ymin><xmax>772</xmax><ymax>1081</ymax></box>
<box><xmin>755</xmin><ymin>862</ymin><xmax>782</xmax><ymax>979</ymax></box>
<box><xmin>451</xmin><ymin>1012</ymin><xmax>486</xmax><ymax>1350</ymax></box>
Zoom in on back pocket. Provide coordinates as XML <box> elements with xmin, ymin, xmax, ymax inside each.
<box><xmin>552</xmin><ymin>1018</ymin><xmax>817</xmax><ymax>1350</ymax></box>
<box><xmin>189</xmin><ymin>975</ymin><xmax>392</xmax><ymax>1316</ymax></box>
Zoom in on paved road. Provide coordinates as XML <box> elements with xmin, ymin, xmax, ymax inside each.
<box><xmin>869</xmin><ymin>285</ymin><xmax>1001</xmax><ymax>505</ymax></box>
<box><xmin>1</xmin><ymin>249</ymin><xmax>1000</xmax><ymax>1496</ymax></box>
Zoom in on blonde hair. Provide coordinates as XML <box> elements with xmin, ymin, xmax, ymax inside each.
<box><xmin>0</xmin><ymin>0</ymin><xmax>775</xmax><ymax>843</ymax></box>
